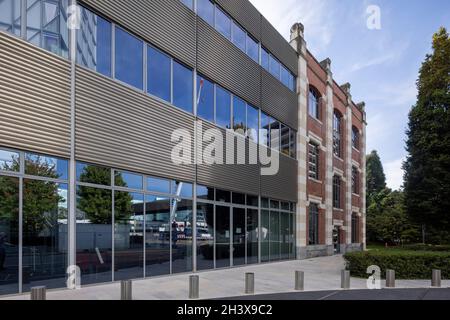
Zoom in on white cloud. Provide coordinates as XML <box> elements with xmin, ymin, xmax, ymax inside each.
<box><xmin>249</xmin><ymin>0</ymin><xmax>336</xmax><ymax>55</ymax></box>
<box><xmin>384</xmin><ymin>158</ymin><xmax>405</xmax><ymax>190</ymax></box>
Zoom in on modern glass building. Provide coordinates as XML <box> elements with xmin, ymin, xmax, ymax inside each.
<box><xmin>0</xmin><ymin>0</ymin><xmax>366</xmax><ymax>296</ymax></box>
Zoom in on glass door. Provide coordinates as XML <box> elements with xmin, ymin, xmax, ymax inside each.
<box><xmin>232</xmin><ymin>208</ymin><xmax>245</xmax><ymax>266</ymax></box>
<box><xmin>215</xmin><ymin>206</ymin><xmax>231</xmax><ymax>268</ymax></box>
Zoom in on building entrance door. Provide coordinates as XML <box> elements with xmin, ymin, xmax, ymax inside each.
<box><xmin>232</xmin><ymin>208</ymin><xmax>246</xmax><ymax>266</ymax></box>
<box><xmin>333</xmin><ymin>227</ymin><xmax>341</xmax><ymax>254</ymax></box>
<box><xmin>215</xmin><ymin>206</ymin><xmax>231</xmax><ymax>268</ymax></box>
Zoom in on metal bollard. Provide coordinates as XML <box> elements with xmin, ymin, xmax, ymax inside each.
<box><xmin>386</xmin><ymin>270</ymin><xmax>396</xmax><ymax>288</ymax></box>
<box><xmin>341</xmin><ymin>270</ymin><xmax>350</xmax><ymax>289</ymax></box>
<box><xmin>30</xmin><ymin>286</ymin><xmax>46</xmax><ymax>300</ymax></box>
<box><xmin>121</xmin><ymin>280</ymin><xmax>133</xmax><ymax>300</ymax></box>
<box><xmin>189</xmin><ymin>275</ymin><xmax>199</xmax><ymax>299</ymax></box>
<box><xmin>295</xmin><ymin>271</ymin><xmax>304</xmax><ymax>291</ymax></box>
<box><xmin>245</xmin><ymin>273</ymin><xmax>255</xmax><ymax>294</ymax></box>
<box><xmin>432</xmin><ymin>270</ymin><xmax>441</xmax><ymax>288</ymax></box>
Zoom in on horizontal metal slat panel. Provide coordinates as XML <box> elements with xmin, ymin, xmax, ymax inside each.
<box><xmin>261</xmin><ymin>16</ymin><xmax>298</xmax><ymax>76</ymax></box>
<box><xmin>75</xmin><ymin>66</ymin><xmax>195</xmax><ymax>182</ymax></box>
<box><xmin>197</xmin><ymin>19</ymin><xmax>261</xmax><ymax>107</ymax></box>
<box><xmin>261</xmin><ymin>70</ymin><xmax>298</xmax><ymax>129</ymax></box>
<box><xmin>79</xmin><ymin>0</ymin><xmax>196</xmax><ymax>68</ymax></box>
<box><xmin>215</xmin><ymin>0</ymin><xmax>261</xmax><ymax>41</ymax></box>
<box><xmin>0</xmin><ymin>32</ymin><xmax>71</xmax><ymax>158</ymax></box>
<box><xmin>197</xmin><ymin>122</ymin><xmax>260</xmax><ymax>195</ymax></box>
<box><xmin>261</xmin><ymin>151</ymin><xmax>298</xmax><ymax>201</ymax></box>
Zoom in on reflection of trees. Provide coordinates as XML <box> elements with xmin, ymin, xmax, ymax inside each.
<box><xmin>77</xmin><ymin>166</ymin><xmax>133</xmax><ymax>224</ymax></box>
<box><xmin>0</xmin><ymin>156</ymin><xmax>63</xmax><ymax>238</ymax></box>
<box><xmin>0</xmin><ymin>176</ymin><xmax>19</xmax><ymax>229</ymax></box>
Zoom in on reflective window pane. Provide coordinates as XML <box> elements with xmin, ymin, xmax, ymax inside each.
<box><xmin>231</xmin><ymin>22</ymin><xmax>246</xmax><ymax>52</ymax></box>
<box><xmin>216</xmin><ymin>86</ymin><xmax>231</xmax><ymax>129</ymax></box>
<box><xmin>197</xmin><ymin>185</ymin><xmax>215</xmax><ymax>201</ymax></box>
<box><xmin>246</xmin><ymin>194</ymin><xmax>259</xmax><ymax>207</ymax></box>
<box><xmin>197</xmin><ymin>0</ymin><xmax>214</xmax><ymax>26</ymax></box>
<box><xmin>76</xmin><ymin>186</ymin><xmax>112</xmax><ymax>284</ymax></box>
<box><xmin>247</xmin><ymin>104</ymin><xmax>259</xmax><ymax>142</ymax></box>
<box><xmin>290</xmin><ymin>129</ymin><xmax>297</xmax><ymax>159</ymax></box>
<box><xmin>23</xmin><ymin>182</ymin><xmax>67</xmax><ymax>291</ymax></box>
<box><xmin>145</xmin><ymin>195</ymin><xmax>170</xmax><ymax>277</ymax></box>
<box><xmin>0</xmin><ymin>176</ymin><xmax>19</xmax><ymax>295</ymax></box>
<box><xmin>247</xmin><ymin>209</ymin><xmax>259</xmax><ymax>265</ymax></box>
<box><xmin>197</xmin><ymin>76</ymin><xmax>214</xmax><ymax>123</ymax></box>
<box><xmin>115</xmin><ymin>171</ymin><xmax>143</xmax><ymax>190</ymax></box>
<box><xmin>281</xmin><ymin>66</ymin><xmax>290</xmax><ymax>88</ymax></box>
<box><xmin>25</xmin><ymin>153</ymin><xmax>68</xmax><ymax>180</ymax></box>
<box><xmin>261</xmin><ymin>210</ymin><xmax>270</xmax><ymax>262</ymax></box>
<box><xmin>246</xmin><ymin>35</ymin><xmax>259</xmax><ymax>63</ymax></box>
<box><xmin>27</xmin><ymin>0</ymin><xmax>69</xmax><ymax>58</ymax></box>
<box><xmin>114</xmin><ymin>192</ymin><xmax>144</xmax><ymax>281</ymax></box>
<box><xmin>269</xmin><ymin>210</ymin><xmax>280</xmax><ymax>261</ymax></box>
<box><xmin>270</xmin><ymin>200</ymin><xmax>280</xmax><ymax>209</ymax></box>
<box><xmin>146</xmin><ymin>177</ymin><xmax>171</xmax><ymax>194</ymax></box>
<box><xmin>173</xmin><ymin>61</ymin><xmax>193</xmax><ymax>113</ymax></box>
<box><xmin>172</xmin><ymin>181</ymin><xmax>193</xmax><ymax>198</ymax></box>
<box><xmin>232</xmin><ymin>193</ymin><xmax>245</xmax><ymax>205</ymax></box>
<box><xmin>215</xmin><ymin>206</ymin><xmax>230</xmax><ymax>268</ymax></box>
<box><xmin>289</xmin><ymin>74</ymin><xmax>296</xmax><ymax>92</ymax></box>
<box><xmin>281</xmin><ymin>124</ymin><xmax>290</xmax><ymax>156</ymax></box>
<box><xmin>172</xmin><ymin>199</ymin><xmax>193</xmax><ymax>273</ymax></box>
<box><xmin>260</xmin><ymin>112</ymin><xmax>270</xmax><ymax>147</ymax></box>
<box><xmin>215</xmin><ymin>7</ymin><xmax>231</xmax><ymax>39</ymax></box>
<box><xmin>76</xmin><ymin>162</ymin><xmax>111</xmax><ymax>186</ymax></box>
<box><xmin>280</xmin><ymin>213</ymin><xmax>290</xmax><ymax>260</ymax></box>
<box><xmin>216</xmin><ymin>189</ymin><xmax>231</xmax><ymax>203</ymax></box>
<box><xmin>196</xmin><ymin>203</ymin><xmax>214</xmax><ymax>271</ymax></box>
<box><xmin>233</xmin><ymin>96</ymin><xmax>247</xmax><ymax>132</ymax></box>
<box><xmin>232</xmin><ymin>208</ymin><xmax>245</xmax><ymax>266</ymax></box>
<box><xmin>269</xmin><ymin>55</ymin><xmax>280</xmax><ymax>80</ymax></box>
<box><xmin>281</xmin><ymin>202</ymin><xmax>290</xmax><ymax>211</ymax></box>
<box><xmin>269</xmin><ymin>118</ymin><xmax>280</xmax><ymax>151</ymax></box>
<box><xmin>147</xmin><ymin>45</ymin><xmax>171</xmax><ymax>102</ymax></box>
<box><xmin>180</xmin><ymin>0</ymin><xmax>193</xmax><ymax>10</ymax></box>
<box><xmin>261</xmin><ymin>47</ymin><xmax>269</xmax><ymax>71</ymax></box>
<box><xmin>261</xmin><ymin>198</ymin><xmax>269</xmax><ymax>208</ymax></box>
<box><xmin>0</xmin><ymin>0</ymin><xmax>21</xmax><ymax>36</ymax></box>
<box><xmin>115</xmin><ymin>27</ymin><xmax>143</xmax><ymax>90</ymax></box>
<box><xmin>0</xmin><ymin>149</ymin><xmax>19</xmax><ymax>172</ymax></box>
<box><xmin>77</xmin><ymin>8</ymin><xmax>112</xmax><ymax>77</ymax></box>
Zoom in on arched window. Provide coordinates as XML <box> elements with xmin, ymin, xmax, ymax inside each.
<box><xmin>333</xmin><ymin>111</ymin><xmax>342</xmax><ymax>158</ymax></box>
<box><xmin>352</xmin><ymin>126</ymin><xmax>360</xmax><ymax>150</ymax></box>
<box><xmin>308</xmin><ymin>87</ymin><xmax>321</xmax><ymax>120</ymax></box>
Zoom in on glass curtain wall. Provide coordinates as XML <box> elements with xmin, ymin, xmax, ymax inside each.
<box><xmin>76</xmin><ymin>166</ymin><xmax>194</xmax><ymax>285</ymax></box>
<box><xmin>261</xmin><ymin>198</ymin><xmax>295</xmax><ymax>262</ymax></box>
<box><xmin>26</xmin><ymin>0</ymin><xmax>69</xmax><ymax>58</ymax></box>
<box><xmin>0</xmin><ymin>147</ymin><xmax>297</xmax><ymax>294</ymax></box>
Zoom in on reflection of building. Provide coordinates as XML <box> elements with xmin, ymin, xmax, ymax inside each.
<box><xmin>0</xmin><ymin>0</ymin><xmax>366</xmax><ymax>296</ymax></box>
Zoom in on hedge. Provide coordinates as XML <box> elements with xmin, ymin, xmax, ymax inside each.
<box><xmin>344</xmin><ymin>250</ymin><xmax>450</xmax><ymax>279</ymax></box>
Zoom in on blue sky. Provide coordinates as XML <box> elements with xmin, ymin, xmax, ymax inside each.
<box><xmin>249</xmin><ymin>0</ymin><xmax>450</xmax><ymax>190</ymax></box>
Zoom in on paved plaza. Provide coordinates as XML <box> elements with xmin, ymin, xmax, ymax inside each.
<box><xmin>1</xmin><ymin>255</ymin><xmax>448</xmax><ymax>300</ymax></box>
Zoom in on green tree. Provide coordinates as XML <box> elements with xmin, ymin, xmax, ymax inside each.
<box><xmin>366</xmin><ymin>189</ymin><xmax>420</xmax><ymax>244</ymax></box>
<box><xmin>403</xmin><ymin>27</ymin><xmax>450</xmax><ymax>238</ymax></box>
<box><xmin>366</xmin><ymin>150</ymin><xmax>386</xmax><ymax>201</ymax></box>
